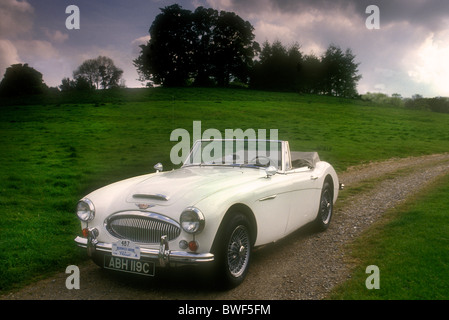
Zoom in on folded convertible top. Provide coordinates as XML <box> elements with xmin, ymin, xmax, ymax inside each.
<box><xmin>290</xmin><ymin>151</ymin><xmax>320</xmax><ymax>169</ymax></box>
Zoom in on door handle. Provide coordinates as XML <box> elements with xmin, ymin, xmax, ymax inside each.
<box><xmin>310</xmin><ymin>176</ymin><xmax>319</xmax><ymax>180</ymax></box>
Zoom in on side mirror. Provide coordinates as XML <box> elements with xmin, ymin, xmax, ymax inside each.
<box><xmin>154</xmin><ymin>163</ymin><xmax>163</xmax><ymax>173</ymax></box>
<box><xmin>265</xmin><ymin>166</ymin><xmax>277</xmax><ymax>177</ymax></box>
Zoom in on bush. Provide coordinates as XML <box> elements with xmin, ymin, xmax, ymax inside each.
<box><xmin>0</xmin><ymin>64</ymin><xmax>47</xmax><ymax>97</ymax></box>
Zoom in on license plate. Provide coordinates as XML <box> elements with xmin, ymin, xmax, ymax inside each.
<box><xmin>112</xmin><ymin>240</ymin><xmax>140</xmax><ymax>259</ymax></box>
<box><xmin>104</xmin><ymin>255</ymin><xmax>155</xmax><ymax>277</ymax></box>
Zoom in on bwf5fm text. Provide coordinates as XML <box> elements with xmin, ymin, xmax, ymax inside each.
<box><xmin>178</xmin><ymin>303</ymin><xmax>270</xmax><ymax>317</ymax></box>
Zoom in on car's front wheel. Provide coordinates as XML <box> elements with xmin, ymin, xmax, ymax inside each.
<box><xmin>213</xmin><ymin>213</ymin><xmax>252</xmax><ymax>288</ymax></box>
<box><xmin>314</xmin><ymin>181</ymin><xmax>333</xmax><ymax>231</ymax></box>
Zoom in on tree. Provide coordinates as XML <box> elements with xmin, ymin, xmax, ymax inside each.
<box><xmin>0</xmin><ymin>63</ymin><xmax>47</xmax><ymax>97</ymax></box>
<box><xmin>134</xmin><ymin>4</ymin><xmax>196</xmax><ymax>87</ymax></box>
<box><xmin>73</xmin><ymin>56</ymin><xmax>123</xmax><ymax>89</ymax></box>
<box><xmin>134</xmin><ymin>5</ymin><xmax>259</xmax><ymax>87</ymax></box>
<box><xmin>249</xmin><ymin>41</ymin><xmax>361</xmax><ymax>96</ymax></box>
<box><xmin>251</xmin><ymin>41</ymin><xmax>302</xmax><ymax>91</ymax></box>
<box><xmin>320</xmin><ymin>45</ymin><xmax>361</xmax><ymax>98</ymax></box>
<box><xmin>211</xmin><ymin>10</ymin><xmax>259</xmax><ymax>86</ymax></box>
<box><xmin>428</xmin><ymin>97</ymin><xmax>449</xmax><ymax>113</ymax></box>
<box><xmin>298</xmin><ymin>53</ymin><xmax>324</xmax><ymax>94</ymax></box>
<box><xmin>191</xmin><ymin>6</ymin><xmax>219</xmax><ymax>86</ymax></box>
<box><xmin>59</xmin><ymin>76</ymin><xmax>94</xmax><ymax>92</ymax></box>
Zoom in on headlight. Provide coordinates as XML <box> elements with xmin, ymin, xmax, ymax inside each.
<box><xmin>180</xmin><ymin>207</ymin><xmax>205</xmax><ymax>234</ymax></box>
<box><xmin>76</xmin><ymin>198</ymin><xmax>95</xmax><ymax>222</ymax></box>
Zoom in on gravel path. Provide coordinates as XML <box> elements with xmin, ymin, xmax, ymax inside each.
<box><xmin>2</xmin><ymin>153</ymin><xmax>449</xmax><ymax>300</ymax></box>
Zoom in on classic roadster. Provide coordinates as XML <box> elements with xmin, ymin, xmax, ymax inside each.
<box><xmin>75</xmin><ymin>139</ymin><xmax>340</xmax><ymax>288</ymax></box>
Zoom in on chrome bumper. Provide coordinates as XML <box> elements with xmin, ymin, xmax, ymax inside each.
<box><xmin>74</xmin><ymin>235</ymin><xmax>214</xmax><ymax>267</ymax></box>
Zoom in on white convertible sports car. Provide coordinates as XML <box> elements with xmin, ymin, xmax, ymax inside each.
<box><xmin>75</xmin><ymin>139</ymin><xmax>340</xmax><ymax>288</ymax></box>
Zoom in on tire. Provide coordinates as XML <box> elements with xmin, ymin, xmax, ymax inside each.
<box><xmin>213</xmin><ymin>213</ymin><xmax>252</xmax><ymax>289</ymax></box>
<box><xmin>314</xmin><ymin>181</ymin><xmax>333</xmax><ymax>231</ymax></box>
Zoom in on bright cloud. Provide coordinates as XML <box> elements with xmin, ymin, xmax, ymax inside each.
<box><xmin>0</xmin><ymin>40</ymin><xmax>21</xmax><ymax>76</ymax></box>
<box><xmin>408</xmin><ymin>32</ymin><xmax>449</xmax><ymax>96</ymax></box>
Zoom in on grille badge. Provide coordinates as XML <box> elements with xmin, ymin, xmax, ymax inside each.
<box><xmin>136</xmin><ymin>203</ymin><xmax>155</xmax><ymax>210</ymax></box>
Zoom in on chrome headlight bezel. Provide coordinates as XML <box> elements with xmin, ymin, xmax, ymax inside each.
<box><xmin>180</xmin><ymin>207</ymin><xmax>205</xmax><ymax>234</ymax></box>
<box><xmin>76</xmin><ymin>198</ymin><xmax>95</xmax><ymax>222</ymax></box>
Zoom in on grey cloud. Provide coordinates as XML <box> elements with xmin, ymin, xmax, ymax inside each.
<box><xmin>0</xmin><ymin>0</ymin><xmax>34</xmax><ymax>37</ymax></box>
<box><xmin>226</xmin><ymin>0</ymin><xmax>449</xmax><ymax>32</ymax></box>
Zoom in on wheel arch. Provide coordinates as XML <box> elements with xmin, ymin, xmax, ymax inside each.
<box><xmin>324</xmin><ymin>174</ymin><xmax>334</xmax><ymax>196</ymax></box>
<box><xmin>210</xmin><ymin>203</ymin><xmax>257</xmax><ymax>254</ymax></box>
<box><xmin>323</xmin><ymin>169</ymin><xmax>340</xmax><ymax>203</ymax></box>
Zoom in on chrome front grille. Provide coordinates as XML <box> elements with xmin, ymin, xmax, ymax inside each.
<box><xmin>105</xmin><ymin>211</ymin><xmax>180</xmax><ymax>244</ymax></box>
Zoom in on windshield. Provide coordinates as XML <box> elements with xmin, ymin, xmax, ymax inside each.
<box><xmin>183</xmin><ymin>140</ymin><xmax>282</xmax><ymax>169</ymax></box>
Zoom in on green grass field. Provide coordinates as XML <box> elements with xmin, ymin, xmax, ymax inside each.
<box><xmin>1</xmin><ymin>87</ymin><xmax>449</xmax><ymax>293</ymax></box>
<box><xmin>329</xmin><ymin>174</ymin><xmax>449</xmax><ymax>300</ymax></box>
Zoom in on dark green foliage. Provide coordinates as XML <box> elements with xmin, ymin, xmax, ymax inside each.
<box><xmin>404</xmin><ymin>95</ymin><xmax>449</xmax><ymax>113</ymax></box>
<box><xmin>0</xmin><ymin>64</ymin><xmax>47</xmax><ymax>97</ymax></box>
<box><xmin>72</xmin><ymin>56</ymin><xmax>124</xmax><ymax>90</ymax></box>
<box><xmin>251</xmin><ymin>42</ymin><xmax>361</xmax><ymax>98</ymax></box>
<box><xmin>134</xmin><ymin>4</ymin><xmax>259</xmax><ymax>87</ymax></box>
<box><xmin>251</xmin><ymin>41</ymin><xmax>303</xmax><ymax>92</ymax></box>
<box><xmin>59</xmin><ymin>76</ymin><xmax>95</xmax><ymax>92</ymax></box>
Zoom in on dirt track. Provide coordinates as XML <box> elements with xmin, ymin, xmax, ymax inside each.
<box><xmin>2</xmin><ymin>153</ymin><xmax>449</xmax><ymax>300</ymax></box>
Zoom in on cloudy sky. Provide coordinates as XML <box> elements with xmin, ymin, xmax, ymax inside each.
<box><xmin>1</xmin><ymin>0</ymin><xmax>449</xmax><ymax>97</ymax></box>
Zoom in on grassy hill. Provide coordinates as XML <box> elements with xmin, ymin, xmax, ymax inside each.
<box><xmin>1</xmin><ymin>87</ymin><xmax>449</xmax><ymax>292</ymax></box>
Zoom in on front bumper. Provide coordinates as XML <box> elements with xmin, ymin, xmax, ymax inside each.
<box><xmin>74</xmin><ymin>235</ymin><xmax>214</xmax><ymax>267</ymax></box>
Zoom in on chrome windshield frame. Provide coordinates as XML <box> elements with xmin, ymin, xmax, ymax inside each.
<box><xmin>181</xmin><ymin>139</ymin><xmax>286</xmax><ymax>173</ymax></box>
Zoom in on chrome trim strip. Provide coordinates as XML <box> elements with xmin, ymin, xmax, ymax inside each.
<box><xmin>259</xmin><ymin>194</ymin><xmax>277</xmax><ymax>201</ymax></box>
<box><xmin>74</xmin><ymin>236</ymin><xmax>215</xmax><ymax>264</ymax></box>
<box><xmin>133</xmin><ymin>193</ymin><xmax>169</xmax><ymax>201</ymax></box>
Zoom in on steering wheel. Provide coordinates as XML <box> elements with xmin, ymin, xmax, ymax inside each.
<box><xmin>249</xmin><ymin>155</ymin><xmax>274</xmax><ymax>167</ymax></box>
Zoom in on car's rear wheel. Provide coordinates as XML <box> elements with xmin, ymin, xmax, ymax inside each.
<box><xmin>314</xmin><ymin>181</ymin><xmax>333</xmax><ymax>231</ymax></box>
<box><xmin>213</xmin><ymin>213</ymin><xmax>252</xmax><ymax>288</ymax></box>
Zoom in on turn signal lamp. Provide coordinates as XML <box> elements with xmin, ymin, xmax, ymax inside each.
<box><xmin>188</xmin><ymin>240</ymin><xmax>199</xmax><ymax>252</ymax></box>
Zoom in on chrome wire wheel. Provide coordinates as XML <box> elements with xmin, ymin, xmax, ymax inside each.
<box><xmin>320</xmin><ymin>189</ymin><xmax>332</xmax><ymax>225</ymax></box>
<box><xmin>226</xmin><ymin>225</ymin><xmax>250</xmax><ymax>278</ymax></box>
<box><xmin>314</xmin><ymin>181</ymin><xmax>333</xmax><ymax>231</ymax></box>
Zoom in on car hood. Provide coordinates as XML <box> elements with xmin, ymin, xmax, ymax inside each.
<box><xmin>125</xmin><ymin>166</ymin><xmax>262</xmax><ymax>207</ymax></box>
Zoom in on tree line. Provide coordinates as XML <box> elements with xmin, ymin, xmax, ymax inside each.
<box><xmin>362</xmin><ymin>92</ymin><xmax>449</xmax><ymax>113</ymax></box>
<box><xmin>0</xmin><ymin>56</ymin><xmax>124</xmax><ymax>98</ymax></box>
<box><xmin>0</xmin><ymin>4</ymin><xmax>360</xmax><ymax>98</ymax></box>
<box><xmin>134</xmin><ymin>4</ymin><xmax>361</xmax><ymax>98</ymax></box>
<box><xmin>250</xmin><ymin>41</ymin><xmax>361</xmax><ymax>97</ymax></box>
<box><xmin>2</xmin><ymin>3</ymin><xmax>449</xmax><ymax>112</ymax></box>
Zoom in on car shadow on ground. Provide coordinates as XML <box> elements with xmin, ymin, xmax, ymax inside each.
<box><xmin>94</xmin><ymin>261</ymin><xmax>226</xmax><ymax>294</ymax></box>
<box><xmin>87</xmin><ymin>221</ymin><xmax>320</xmax><ymax>296</ymax></box>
